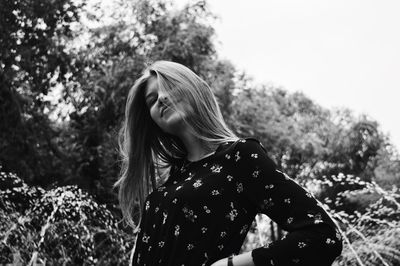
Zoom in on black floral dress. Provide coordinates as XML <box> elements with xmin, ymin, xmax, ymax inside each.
<box><xmin>132</xmin><ymin>138</ymin><xmax>342</xmax><ymax>266</ymax></box>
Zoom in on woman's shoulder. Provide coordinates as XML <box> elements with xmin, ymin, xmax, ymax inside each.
<box><xmin>216</xmin><ymin>137</ymin><xmax>269</xmax><ymax>160</ymax></box>
<box><xmin>232</xmin><ymin>137</ymin><xmax>277</xmax><ymax>169</ymax></box>
<box><xmin>205</xmin><ymin>137</ymin><xmax>268</xmax><ymax>162</ymax></box>
<box><xmin>234</xmin><ymin>137</ymin><xmax>266</xmax><ymax>152</ymax></box>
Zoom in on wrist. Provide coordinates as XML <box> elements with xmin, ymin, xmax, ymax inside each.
<box><xmin>227</xmin><ymin>254</ymin><xmax>234</xmax><ymax>266</ymax></box>
<box><xmin>227</xmin><ymin>251</ymin><xmax>255</xmax><ymax>266</ymax></box>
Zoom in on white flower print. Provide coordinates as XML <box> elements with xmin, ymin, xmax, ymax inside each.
<box><xmin>211</xmin><ymin>190</ymin><xmax>220</xmax><ymax>196</ymax></box>
<box><xmin>155</xmin><ymin>207</ymin><xmax>159</xmax><ymax>213</ymax></box>
<box><xmin>239</xmin><ymin>139</ymin><xmax>246</xmax><ymax>143</ymax></box>
<box><xmin>172</xmin><ymin>198</ymin><xmax>178</xmax><ymax>204</ymax></box>
<box><xmin>284</xmin><ymin>198</ymin><xmax>291</xmax><ymax>204</ymax></box>
<box><xmin>287</xmin><ymin>217</ymin><xmax>294</xmax><ymax>224</ymax></box>
<box><xmin>203</xmin><ymin>205</ymin><xmax>211</xmax><ymax>214</ymax></box>
<box><xmin>201</xmin><ymin>227</ymin><xmax>207</xmax><ymax>234</ymax></box>
<box><xmin>313</xmin><ymin>213</ymin><xmax>323</xmax><ymax>224</ymax></box>
<box><xmin>251</xmin><ymin>153</ymin><xmax>258</xmax><ymax>158</ymax></box>
<box><xmin>162</xmin><ymin>211</ymin><xmax>168</xmax><ymax>224</ymax></box>
<box><xmin>265</xmin><ymin>184</ymin><xmax>274</xmax><ymax>190</ymax></box>
<box><xmin>182</xmin><ymin>206</ymin><xmax>197</xmax><ymax>222</ymax></box>
<box><xmin>193</xmin><ymin>180</ymin><xmax>202</xmax><ymax>188</ymax></box>
<box><xmin>306</xmin><ymin>192</ymin><xmax>313</xmax><ymax>198</ymax></box>
<box><xmin>142</xmin><ymin>234</ymin><xmax>150</xmax><ymax>243</ymax></box>
<box><xmin>235</xmin><ymin>151</ymin><xmax>241</xmax><ymax>162</ymax></box>
<box><xmin>203</xmin><ymin>162</ymin><xmax>208</xmax><ymax>167</ymax></box>
<box><xmin>187</xmin><ymin>243</ymin><xmax>194</xmax><ymax>250</ymax></box>
<box><xmin>252</xmin><ymin>170</ymin><xmax>260</xmax><ymax>178</ymax></box>
<box><xmin>158</xmin><ymin>241</ymin><xmax>164</xmax><ymax>247</ymax></box>
<box><xmin>174</xmin><ymin>225</ymin><xmax>180</xmax><ymax>236</ymax></box>
<box><xmin>226</xmin><ymin>209</ymin><xmax>238</xmax><ymax>221</ymax></box>
<box><xmin>220</xmin><ymin>231</ymin><xmax>227</xmax><ymax>238</ymax></box>
<box><xmin>173</xmin><ymin>180</ymin><xmax>178</xmax><ymax>184</ymax></box>
<box><xmin>225</xmin><ymin>154</ymin><xmax>231</xmax><ymax>159</ymax></box>
<box><xmin>292</xmin><ymin>258</ymin><xmax>300</xmax><ymax>263</ymax></box>
<box><xmin>314</xmin><ymin>219</ymin><xmax>323</xmax><ymax>224</ymax></box>
<box><xmin>226</xmin><ymin>175</ymin><xmax>233</xmax><ymax>181</ymax></box>
<box><xmin>180</xmin><ymin>165</ymin><xmax>186</xmax><ymax>173</ymax></box>
<box><xmin>326</xmin><ymin>238</ymin><xmax>336</xmax><ymax>244</ymax></box>
<box><xmin>236</xmin><ymin>182</ymin><xmax>243</xmax><ymax>193</ymax></box>
<box><xmin>218</xmin><ymin>244</ymin><xmax>224</xmax><ymax>250</ymax></box>
<box><xmin>145</xmin><ymin>201</ymin><xmax>150</xmax><ymax>211</ymax></box>
<box><xmin>185</xmin><ymin>172</ymin><xmax>194</xmax><ymax>181</ymax></box>
<box><xmin>260</xmin><ymin>198</ymin><xmax>274</xmax><ymax>210</ymax></box>
<box><xmin>157</xmin><ymin>186</ymin><xmax>166</xmax><ymax>192</ymax></box>
<box><xmin>226</xmin><ymin>202</ymin><xmax>238</xmax><ymax>221</ymax></box>
<box><xmin>210</xmin><ymin>164</ymin><xmax>223</xmax><ymax>173</ymax></box>
<box><xmin>298</xmin><ymin>242</ymin><xmax>306</xmax><ymax>248</ymax></box>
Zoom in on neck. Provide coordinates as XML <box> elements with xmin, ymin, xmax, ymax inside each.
<box><xmin>178</xmin><ymin>131</ymin><xmax>216</xmax><ymax>162</ymax></box>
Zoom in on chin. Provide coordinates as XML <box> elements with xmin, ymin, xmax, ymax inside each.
<box><xmin>162</xmin><ymin>119</ymin><xmax>187</xmax><ymax>136</ymax></box>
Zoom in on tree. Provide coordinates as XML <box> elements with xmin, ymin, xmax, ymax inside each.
<box><xmin>0</xmin><ymin>0</ymin><xmax>82</xmax><ymax>185</ymax></box>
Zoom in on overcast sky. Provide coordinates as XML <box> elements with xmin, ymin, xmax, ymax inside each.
<box><xmin>176</xmin><ymin>0</ymin><xmax>400</xmax><ymax>150</ymax></box>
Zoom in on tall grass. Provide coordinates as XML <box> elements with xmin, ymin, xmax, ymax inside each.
<box><xmin>242</xmin><ymin>173</ymin><xmax>400</xmax><ymax>266</ymax></box>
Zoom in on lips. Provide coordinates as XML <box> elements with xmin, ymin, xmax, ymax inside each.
<box><xmin>161</xmin><ymin>105</ymin><xmax>170</xmax><ymax>117</ymax></box>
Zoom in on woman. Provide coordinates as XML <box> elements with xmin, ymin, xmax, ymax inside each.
<box><xmin>114</xmin><ymin>61</ymin><xmax>343</xmax><ymax>266</ymax></box>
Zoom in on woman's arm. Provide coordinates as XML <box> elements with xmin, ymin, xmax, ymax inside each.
<box><xmin>211</xmin><ymin>251</ymin><xmax>254</xmax><ymax>266</ymax></box>
<box><xmin>214</xmin><ymin>138</ymin><xmax>342</xmax><ymax>266</ymax></box>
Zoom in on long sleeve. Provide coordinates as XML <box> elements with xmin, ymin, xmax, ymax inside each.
<box><xmin>234</xmin><ymin>138</ymin><xmax>343</xmax><ymax>266</ymax></box>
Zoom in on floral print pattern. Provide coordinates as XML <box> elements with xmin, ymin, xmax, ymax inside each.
<box><xmin>132</xmin><ymin>138</ymin><xmax>342</xmax><ymax>266</ymax></box>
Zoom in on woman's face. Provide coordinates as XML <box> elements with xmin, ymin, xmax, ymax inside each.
<box><xmin>144</xmin><ymin>76</ymin><xmax>189</xmax><ymax>135</ymax></box>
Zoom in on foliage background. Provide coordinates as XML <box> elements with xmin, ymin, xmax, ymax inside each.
<box><xmin>1</xmin><ymin>0</ymin><xmax>399</xmax><ymax>265</ymax></box>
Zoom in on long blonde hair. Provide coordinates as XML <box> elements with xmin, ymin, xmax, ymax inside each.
<box><xmin>114</xmin><ymin>60</ymin><xmax>238</xmax><ymax>228</ymax></box>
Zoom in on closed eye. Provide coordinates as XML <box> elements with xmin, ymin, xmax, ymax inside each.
<box><xmin>145</xmin><ymin>97</ymin><xmax>157</xmax><ymax>108</ymax></box>
<box><xmin>145</xmin><ymin>91</ymin><xmax>158</xmax><ymax>108</ymax></box>
<box><xmin>149</xmin><ymin>98</ymin><xmax>157</xmax><ymax>106</ymax></box>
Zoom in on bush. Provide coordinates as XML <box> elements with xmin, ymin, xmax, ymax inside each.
<box><xmin>0</xmin><ymin>169</ymin><xmax>134</xmax><ymax>265</ymax></box>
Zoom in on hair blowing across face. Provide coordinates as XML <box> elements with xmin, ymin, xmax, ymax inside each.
<box><xmin>113</xmin><ymin>60</ymin><xmax>238</xmax><ymax>228</ymax></box>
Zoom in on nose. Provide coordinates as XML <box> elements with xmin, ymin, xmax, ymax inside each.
<box><xmin>158</xmin><ymin>95</ymin><xmax>169</xmax><ymax>106</ymax></box>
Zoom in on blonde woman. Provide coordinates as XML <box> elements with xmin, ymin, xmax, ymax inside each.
<box><xmin>114</xmin><ymin>61</ymin><xmax>342</xmax><ymax>266</ymax></box>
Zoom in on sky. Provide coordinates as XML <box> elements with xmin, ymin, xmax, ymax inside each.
<box><xmin>175</xmin><ymin>0</ymin><xmax>400</xmax><ymax>150</ymax></box>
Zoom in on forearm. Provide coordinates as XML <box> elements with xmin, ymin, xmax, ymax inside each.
<box><xmin>211</xmin><ymin>251</ymin><xmax>255</xmax><ymax>266</ymax></box>
<box><xmin>232</xmin><ymin>252</ymin><xmax>255</xmax><ymax>266</ymax></box>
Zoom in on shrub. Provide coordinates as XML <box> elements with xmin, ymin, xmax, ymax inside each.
<box><xmin>0</xmin><ymin>169</ymin><xmax>134</xmax><ymax>265</ymax></box>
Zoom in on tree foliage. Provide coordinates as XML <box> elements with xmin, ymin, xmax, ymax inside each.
<box><xmin>0</xmin><ymin>0</ymin><xmax>82</xmax><ymax>185</ymax></box>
